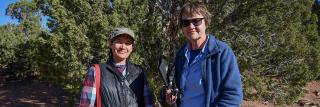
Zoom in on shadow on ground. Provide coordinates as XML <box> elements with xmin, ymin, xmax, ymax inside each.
<box><xmin>0</xmin><ymin>72</ymin><xmax>71</xmax><ymax>107</ymax></box>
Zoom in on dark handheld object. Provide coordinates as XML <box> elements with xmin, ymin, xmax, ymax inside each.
<box><xmin>158</xmin><ymin>58</ymin><xmax>180</xmax><ymax>97</ymax></box>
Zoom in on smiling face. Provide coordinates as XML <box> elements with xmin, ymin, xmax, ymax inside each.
<box><xmin>181</xmin><ymin>13</ymin><xmax>207</xmax><ymax>42</ymax></box>
<box><xmin>109</xmin><ymin>34</ymin><xmax>134</xmax><ymax>64</ymax></box>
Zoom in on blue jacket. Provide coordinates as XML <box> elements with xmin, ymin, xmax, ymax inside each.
<box><xmin>174</xmin><ymin>35</ymin><xmax>243</xmax><ymax>107</ymax></box>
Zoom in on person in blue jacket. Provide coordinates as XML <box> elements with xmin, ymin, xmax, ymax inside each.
<box><xmin>164</xmin><ymin>1</ymin><xmax>243</xmax><ymax>107</ymax></box>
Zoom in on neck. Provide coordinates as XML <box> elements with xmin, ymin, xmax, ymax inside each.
<box><xmin>113</xmin><ymin>57</ymin><xmax>126</xmax><ymax>65</ymax></box>
<box><xmin>190</xmin><ymin>35</ymin><xmax>207</xmax><ymax>50</ymax></box>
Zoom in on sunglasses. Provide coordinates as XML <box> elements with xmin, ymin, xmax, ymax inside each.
<box><xmin>180</xmin><ymin>18</ymin><xmax>204</xmax><ymax>27</ymax></box>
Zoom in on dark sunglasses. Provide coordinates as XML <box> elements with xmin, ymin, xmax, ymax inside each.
<box><xmin>181</xmin><ymin>18</ymin><xmax>204</xmax><ymax>27</ymax></box>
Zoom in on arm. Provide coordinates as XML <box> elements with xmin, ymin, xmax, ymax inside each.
<box><xmin>216</xmin><ymin>47</ymin><xmax>243</xmax><ymax>107</ymax></box>
<box><xmin>79</xmin><ymin>67</ymin><xmax>97</xmax><ymax>107</ymax></box>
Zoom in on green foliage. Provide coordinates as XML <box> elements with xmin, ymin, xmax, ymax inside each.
<box><xmin>0</xmin><ymin>25</ymin><xmax>24</xmax><ymax>69</ymax></box>
<box><xmin>2</xmin><ymin>0</ymin><xmax>320</xmax><ymax>105</ymax></box>
<box><xmin>2</xmin><ymin>0</ymin><xmax>42</xmax><ymax>78</ymax></box>
<box><xmin>208</xmin><ymin>0</ymin><xmax>320</xmax><ymax>104</ymax></box>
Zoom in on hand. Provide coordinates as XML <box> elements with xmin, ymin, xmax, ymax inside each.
<box><xmin>165</xmin><ymin>88</ymin><xmax>177</xmax><ymax>104</ymax></box>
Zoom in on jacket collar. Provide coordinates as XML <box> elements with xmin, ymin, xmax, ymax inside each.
<box><xmin>176</xmin><ymin>34</ymin><xmax>221</xmax><ymax>58</ymax></box>
<box><xmin>106</xmin><ymin>58</ymin><xmax>133</xmax><ymax>77</ymax></box>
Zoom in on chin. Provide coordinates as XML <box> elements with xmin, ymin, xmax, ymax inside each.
<box><xmin>189</xmin><ymin>33</ymin><xmax>199</xmax><ymax>37</ymax></box>
<box><xmin>190</xmin><ymin>36</ymin><xmax>201</xmax><ymax>40</ymax></box>
<box><xmin>118</xmin><ymin>56</ymin><xmax>128</xmax><ymax>59</ymax></box>
<box><xmin>114</xmin><ymin>54</ymin><xmax>128</xmax><ymax>59</ymax></box>
<box><xmin>122</xmin><ymin>55</ymin><xmax>131</xmax><ymax>59</ymax></box>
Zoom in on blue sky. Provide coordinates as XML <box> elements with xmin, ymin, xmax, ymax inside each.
<box><xmin>0</xmin><ymin>0</ymin><xmax>19</xmax><ymax>25</ymax></box>
<box><xmin>0</xmin><ymin>0</ymin><xmax>49</xmax><ymax>29</ymax></box>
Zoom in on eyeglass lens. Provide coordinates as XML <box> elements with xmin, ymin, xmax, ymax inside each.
<box><xmin>181</xmin><ymin>18</ymin><xmax>204</xmax><ymax>27</ymax></box>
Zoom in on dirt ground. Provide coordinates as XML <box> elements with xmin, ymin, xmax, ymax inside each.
<box><xmin>241</xmin><ymin>81</ymin><xmax>320</xmax><ymax>107</ymax></box>
<box><xmin>0</xmin><ymin>72</ymin><xmax>70</xmax><ymax>107</ymax></box>
<box><xmin>0</xmin><ymin>71</ymin><xmax>319</xmax><ymax>107</ymax></box>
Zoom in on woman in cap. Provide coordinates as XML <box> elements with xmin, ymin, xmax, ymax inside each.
<box><xmin>79</xmin><ymin>27</ymin><xmax>154</xmax><ymax>107</ymax></box>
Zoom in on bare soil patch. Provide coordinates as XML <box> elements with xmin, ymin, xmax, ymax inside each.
<box><xmin>241</xmin><ymin>80</ymin><xmax>320</xmax><ymax>107</ymax></box>
<box><xmin>0</xmin><ymin>72</ymin><xmax>70</xmax><ymax>107</ymax></box>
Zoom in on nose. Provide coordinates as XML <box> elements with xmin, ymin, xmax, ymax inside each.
<box><xmin>119</xmin><ymin>43</ymin><xmax>126</xmax><ymax>48</ymax></box>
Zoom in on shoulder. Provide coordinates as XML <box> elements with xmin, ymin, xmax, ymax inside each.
<box><xmin>217</xmin><ymin>40</ymin><xmax>234</xmax><ymax>56</ymax></box>
<box><xmin>87</xmin><ymin>63</ymin><xmax>106</xmax><ymax>76</ymax></box>
<box><xmin>207</xmin><ymin>35</ymin><xmax>234</xmax><ymax>55</ymax></box>
<box><xmin>127</xmin><ymin>63</ymin><xmax>147</xmax><ymax>82</ymax></box>
<box><xmin>128</xmin><ymin>62</ymin><xmax>145</xmax><ymax>74</ymax></box>
<box><xmin>207</xmin><ymin>36</ymin><xmax>238</xmax><ymax>65</ymax></box>
<box><xmin>87</xmin><ymin>66</ymin><xmax>96</xmax><ymax>76</ymax></box>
